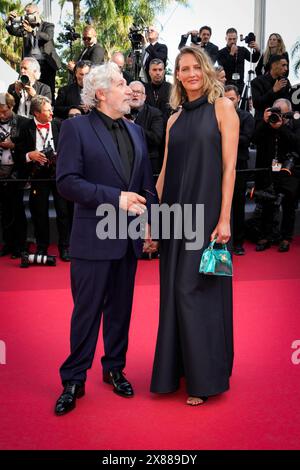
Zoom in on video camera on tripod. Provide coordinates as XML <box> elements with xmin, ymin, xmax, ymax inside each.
<box><xmin>58</xmin><ymin>23</ymin><xmax>80</xmax><ymax>45</ymax></box>
<box><xmin>128</xmin><ymin>24</ymin><xmax>147</xmax><ymax>52</ymax></box>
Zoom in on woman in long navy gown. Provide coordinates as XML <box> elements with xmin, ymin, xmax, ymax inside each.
<box><xmin>150</xmin><ymin>47</ymin><xmax>239</xmax><ymax>405</ymax></box>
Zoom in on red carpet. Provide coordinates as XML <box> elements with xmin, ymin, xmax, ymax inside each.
<box><xmin>0</xmin><ymin>240</ymin><xmax>300</xmax><ymax>450</ymax></box>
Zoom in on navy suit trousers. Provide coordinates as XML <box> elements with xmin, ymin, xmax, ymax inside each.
<box><xmin>59</xmin><ymin>243</ymin><xmax>137</xmax><ymax>384</ymax></box>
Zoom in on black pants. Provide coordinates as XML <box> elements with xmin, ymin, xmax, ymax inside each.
<box><xmin>39</xmin><ymin>61</ymin><xmax>56</xmax><ymax>103</ymax></box>
<box><xmin>232</xmin><ymin>160</ymin><xmax>247</xmax><ymax>246</ymax></box>
<box><xmin>0</xmin><ymin>179</ymin><xmax>27</xmax><ymax>252</ymax></box>
<box><xmin>60</xmin><ymin>243</ymin><xmax>138</xmax><ymax>384</ymax></box>
<box><xmin>29</xmin><ymin>181</ymin><xmax>70</xmax><ymax>251</ymax></box>
<box><xmin>259</xmin><ymin>173</ymin><xmax>300</xmax><ymax>241</ymax></box>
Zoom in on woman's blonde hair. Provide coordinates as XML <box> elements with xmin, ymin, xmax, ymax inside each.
<box><xmin>170</xmin><ymin>46</ymin><xmax>223</xmax><ymax>109</ymax></box>
<box><xmin>263</xmin><ymin>33</ymin><xmax>286</xmax><ymax>66</ymax></box>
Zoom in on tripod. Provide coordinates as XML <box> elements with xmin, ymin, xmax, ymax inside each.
<box><xmin>239</xmin><ymin>50</ymin><xmax>255</xmax><ymax>112</ymax></box>
<box><xmin>132</xmin><ymin>48</ymin><xmax>143</xmax><ymax>81</ymax></box>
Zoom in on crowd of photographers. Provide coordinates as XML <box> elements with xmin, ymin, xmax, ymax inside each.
<box><xmin>1</xmin><ymin>2</ymin><xmax>300</xmax><ymax>266</ymax></box>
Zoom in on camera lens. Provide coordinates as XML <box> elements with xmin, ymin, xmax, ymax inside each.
<box><xmin>269</xmin><ymin>113</ymin><xmax>280</xmax><ymax>124</ymax></box>
<box><xmin>20</xmin><ymin>75</ymin><xmax>30</xmax><ymax>86</ymax></box>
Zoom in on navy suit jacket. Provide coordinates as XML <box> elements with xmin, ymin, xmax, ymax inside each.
<box><xmin>56</xmin><ymin>109</ymin><xmax>157</xmax><ymax>260</ymax></box>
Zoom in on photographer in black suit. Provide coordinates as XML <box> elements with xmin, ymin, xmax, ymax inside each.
<box><xmin>0</xmin><ymin>93</ymin><xmax>29</xmax><ymax>258</ymax></box>
<box><xmin>252</xmin><ymin>99</ymin><xmax>300</xmax><ymax>253</ymax></box>
<box><xmin>6</xmin><ymin>3</ymin><xmax>61</xmax><ymax>100</ymax></box>
<box><xmin>178</xmin><ymin>26</ymin><xmax>219</xmax><ymax>64</ymax></box>
<box><xmin>251</xmin><ymin>55</ymin><xmax>291</xmax><ymax>123</ymax></box>
<box><xmin>144</xmin><ymin>59</ymin><xmax>171</xmax><ymax>126</ymax></box>
<box><xmin>54</xmin><ymin>61</ymin><xmax>91</xmax><ymax>120</ymax></box>
<box><xmin>67</xmin><ymin>26</ymin><xmax>104</xmax><ymax>77</ymax></box>
<box><xmin>16</xmin><ymin>96</ymin><xmax>70</xmax><ymax>260</ymax></box>
<box><xmin>127</xmin><ymin>81</ymin><xmax>164</xmax><ymax>177</ymax></box>
<box><xmin>217</xmin><ymin>28</ymin><xmax>260</xmax><ymax>94</ymax></box>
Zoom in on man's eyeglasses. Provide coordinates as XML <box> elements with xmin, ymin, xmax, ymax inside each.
<box><xmin>132</xmin><ymin>90</ymin><xmax>144</xmax><ymax>95</ymax></box>
<box><xmin>83</xmin><ymin>36</ymin><xmax>92</xmax><ymax>41</ymax></box>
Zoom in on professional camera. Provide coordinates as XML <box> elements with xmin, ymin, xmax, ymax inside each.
<box><xmin>20</xmin><ymin>252</ymin><xmax>56</xmax><ymax>268</ymax></box>
<box><xmin>18</xmin><ymin>74</ymin><xmax>30</xmax><ymax>88</ymax></box>
<box><xmin>128</xmin><ymin>24</ymin><xmax>146</xmax><ymax>51</ymax></box>
<box><xmin>31</xmin><ymin>143</ymin><xmax>57</xmax><ymax>178</ymax></box>
<box><xmin>240</xmin><ymin>32</ymin><xmax>256</xmax><ymax>45</ymax></box>
<box><xmin>190</xmin><ymin>32</ymin><xmax>201</xmax><ymax>45</ymax></box>
<box><xmin>268</xmin><ymin>107</ymin><xmax>298</xmax><ymax>124</ymax></box>
<box><xmin>58</xmin><ymin>24</ymin><xmax>80</xmax><ymax>44</ymax></box>
<box><xmin>246</xmin><ymin>183</ymin><xmax>284</xmax><ymax>206</ymax></box>
<box><xmin>0</xmin><ymin>129</ymin><xmax>10</xmax><ymax>143</ymax></box>
<box><xmin>8</xmin><ymin>13</ymin><xmax>39</xmax><ymax>33</ymax></box>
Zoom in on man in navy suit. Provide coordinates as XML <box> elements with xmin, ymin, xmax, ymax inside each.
<box><xmin>54</xmin><ymin>63</ymin><xmax>158</xmax><ymax>416</ymax></box>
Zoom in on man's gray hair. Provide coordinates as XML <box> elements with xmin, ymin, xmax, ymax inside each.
<box><xmin>129</xmin><ymin>81</ymin><xmax>145</xmax><ymax>93</ymax></box>
<box><xmin>21</xmin><ymin>57</ymin><xmax>41</xmax><ymax>80</ymax></box>
<box><xmin>81</xmin><ymin>62</ymin><xmax>122</xmax><ymax>108</ymax></box>
<box><xmin>30</xmin><ymin>95</ymin><xmax>52</xmax><ymax>115</ymax></box>
<box><xmin>273</xmin><ymin>98</ymin><xmax>292</xmax><ymax>111</ymax></box>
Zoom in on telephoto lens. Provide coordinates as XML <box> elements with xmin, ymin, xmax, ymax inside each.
<box><xmin>20</xmin><ymin>253</ymin><xmax>56</xmax><ymax>268</ymax></box>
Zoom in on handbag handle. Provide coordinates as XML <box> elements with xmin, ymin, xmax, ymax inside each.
<box><xmin>209</xmin><ymin>238</ymin><xmax>228</xmax><ymax>250</ymax></box>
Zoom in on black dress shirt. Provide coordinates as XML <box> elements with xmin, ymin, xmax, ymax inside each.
<box><xmin>94</xmin><ymin>109</ymin><xmax>134</xmax><ymax>183</ymax></box>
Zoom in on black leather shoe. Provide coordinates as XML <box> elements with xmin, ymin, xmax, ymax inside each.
<box><xmin>103</xmin><ymin>370</ymin><xmax>134</xmax><ymax>398</ymax></box>
<box><xmin>255</xmin><ymin>240</ymin><xmax>271</xmax><ymax>252</ymax></box>
<box><xmin>59</xmin><ymin>248</ymin><xmax>71</xmax><ymax>262</ymax></box>
<box><xmin>278</xmin><ymin>241</ymin><xmax>290</xmax><ymax>252</ymax></box>
<box><xmin>54</xmin><ymin>382</ymin><xmax>85</xmax><ymax>416</ymax></box>
<box><xmin>233</xmin><ymin>245</ymin><xmax>245</xmax><ymax>256</ymax></box>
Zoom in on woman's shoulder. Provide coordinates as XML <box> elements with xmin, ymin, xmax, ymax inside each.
<box><xmin>167</xmin><ymin>108</ymin><xmax>182</xmax><ymax>130</ymax></box>
<box><xmin>215</xmin><ymin>96</ymin><xmax>234</xmax><ymax>110</ymax></box>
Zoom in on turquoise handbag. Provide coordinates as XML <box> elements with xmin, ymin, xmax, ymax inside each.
<box><xmin>199</xmin><ymin>239</ymin><xmax>233</xmax><ymax>277</ymax></box>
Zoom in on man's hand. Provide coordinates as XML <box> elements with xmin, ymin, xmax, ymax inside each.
<box><xmin>273</xmin><ymin>78</ymin><xmax>288</xmax><ymax>93</ymax></box>
<box><xmin>24</xmin><ymin>84</ymin><xmax>36</xmax><ymax>98</ymax></box>
<box><xmin>0</xmin><ymin>139</ymin><xmax>15</xmax><ymax>150</ymax></box>
<box><xmin>8</xmin><ymin>11</ymin><xmax>17</xmax><ymax>20</ymax></box>
<box><xmin>230</xmin><ymin>44</ymin><xmax>238</xmax><ymax>56</ymax></box>
<box><xmin>22</xmin><ymin>19</ymin><xmax>33</xmax><ymax>33</ymax></box>
<box><xmin>28</xmin><ymin>151</ymin><xmax>48</xmax><ymax>164</ymax></box>
<box><xmin>119</xmin><ymin>191</ymin><xmax>146</xmax><ymax>215</ymax></box>
<box><xmin>67</xmin><ymin>61</ymin><xmax>76</xmax><ymax>72</ymax></box>
<box><xmin>143</xmin><ymin>223</ymin><xmax>159</xmax><ymax>253</ymax></box>
<box><xmin>249</xmin><ymin>41</ymin><xmax>260</xmax><ymax>51</ymax></box>
<box><xmin>14</xmin><ymin>81</ymin><xmax>23</xmax><ymax>95</ymax></box>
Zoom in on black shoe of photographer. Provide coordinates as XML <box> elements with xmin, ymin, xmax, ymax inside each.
<box><xmin>278</xmin><ymin>240</ymin><xmax>290</xmax><ymax>253</ymax></box>
<box><xmin>233</xmin><ymin>245</ymin><xmax>245</xmax><ymax>256</ymax></box>
<box><xmin>59</xmin><ymin>247</ymin><xmax>71</xmax><ymax>262</ymax></box>
<box><xmin>255</xmin><ymin>240</ymin><xmax>271</xmax><ymax>252</ymax></box>
<box><xmin>55</xmin><ymin>382</ymin><xmax>85</xmax><ymax>416</ymax></box>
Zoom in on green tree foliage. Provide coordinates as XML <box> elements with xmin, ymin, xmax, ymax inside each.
<box><xmin>0</xmin><ymin>0</ymin><xmax>24</xmax><ymax>68</ymax></box>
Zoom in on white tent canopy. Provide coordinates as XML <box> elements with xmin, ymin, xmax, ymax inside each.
<box><xmin>0</xmin><ymin>57</ymin><xmax>18</xmax><ymax>93</ymax></box>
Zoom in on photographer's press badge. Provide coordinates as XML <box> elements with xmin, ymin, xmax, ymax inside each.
<box><xmin>232</xmin><ymin>73</ymin><xmax>240</xmax><ymax>81</ymax></box>
<box><xmin>272</xmin><ymin>159</ymin><xmax>282</xmax><ymax>172</ymax></box>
